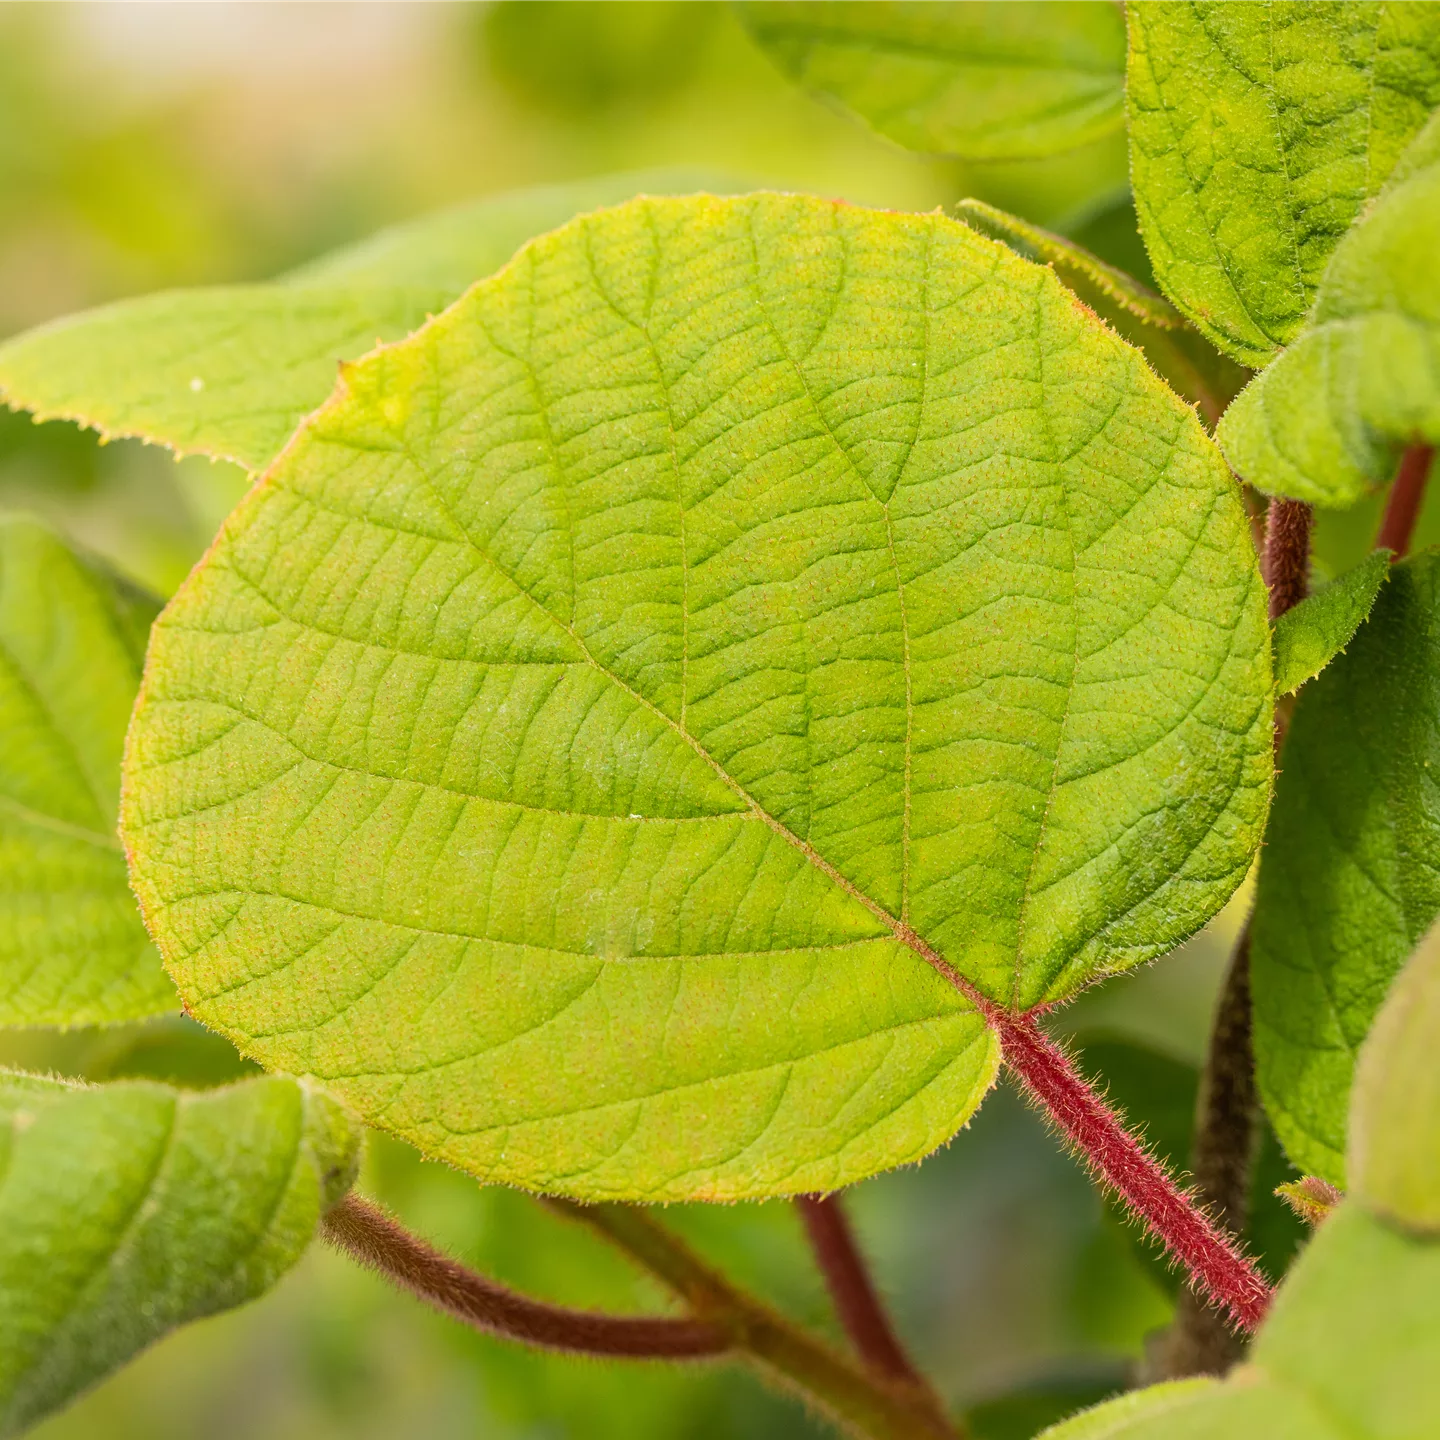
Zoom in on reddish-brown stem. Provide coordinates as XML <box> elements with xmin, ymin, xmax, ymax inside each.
<box><xmin>1263</xmin><ymin>497</ymin><xmax>1314</xmax><ymax>620</ymax></box>
<box><xmin>322</xmin><ymin>1192</ymin><xmax>728</xmax><ymax>1359</ymax></box>
<box><xmin>996</xmin><ymin>1013</ymin><xmax>1272</xmax><ymax>1334</ymax></box>
<box><xmin>796</xmin><ymin>1193</ymin><xmax>925</xmax><ymax>1388</ymax></box>
<box><xmin>548</xmin><ymin>1198</ymin><xmax>962</xmax><ymax>1440</ymax></box>
<box><xmin>1152</xmin><ymin>924</ymin><xmax>1258</xmax><ymax>1378</ymax></box>
<box><xmin>1375</xmin><ymin>443</ymin><xmax>1435</xmax><ymax>557</ymax></box>
<box><xmin>1154</xmin><ymin>490</ymin><xmax>1318</xmax><ymax>1373</ymax></box>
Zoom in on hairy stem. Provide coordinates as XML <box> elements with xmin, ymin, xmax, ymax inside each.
<box><xmin>1154</xmin><ymin>492</ymin><xmax>1317</xmax><ymax>1375</ymax></box>
<box><xmin>1376</xmin><ymin>443</ymin><xmax>1435</xmax><ymax>557</ymax></box>
<box><xmin>548</xmin><ymin>1198</ymin><xmax>961</xmax><ymax>1440</ymax></box>
<box><xmin>795</xmin><ymin>1193</ymin><xmax>929</xmax><ymax>1390</ymax></box>
<box><xmin>1262</xmin><ymin>497</ymin><xmax>1314</xmax><ymax>621</ymax></box>
<box><xmin>997</xmin><ymin>1014</ymin><xmax>1272</xmax><ymax>1334</ymax></box>
<box><xmin>322</xmin><ymin>1192</ymin><xmax>728</xmax><ymax>1359</ymax></box>
<box><xmin>1151</xmin><ymin>926</ymin><xmax>1259</xmax><ymax>1377</ymax></box>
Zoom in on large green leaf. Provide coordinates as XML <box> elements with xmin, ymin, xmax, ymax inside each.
<box><xmin>1126</xmin><ymin>2</ymin><xmax>1440</xmax><ymax>369</ymax></box>
<box><xmin>1252</xmin><ymin>552</ymin><xmax>1440</xmax><ymax>1183</ymax></box>
<box><xmin>0</xmin><ymin>515</ymin><xmax>171</xmax><ymax>1026</ymax></box>
<box><xmin>0</xmin><ymin>1070</ymin><xmax>358</xmax><ymax>1437</ymax></box>
<box><xmin>1217</xmin><ymin>111</ymin><xmax>1440</xmax><ymax>506</ymax></box>
<box><xmin>1039</xmin><ymin>1203</ymin><xmax>1440</xmax><ymax>1438</ymax></box>
<box><xmin>1350</xmin><ymin>928</ymin><xmax>1440</xmax><ymax>1233</ymax></box>
<box><xmin>120</xmin><ymin>193</ymin><xmax>1271</xmax><ymax>1201</ymax></box>
<box><xmin>0</xmin><ymin>169</ymin><xmax>739</xmax><ymax>474</ymax></box>
<box><xmin>736</xmin><ymin>2</ymin><xmax>1126</xmax><ymax>160</ymax></box>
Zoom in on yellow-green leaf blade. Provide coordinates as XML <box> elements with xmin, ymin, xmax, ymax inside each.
<box><xmin>1272</xmin><ymin>548</ymin><xmax>1391</xmax><ymax>695</ymax></box>
<box><xmin>0</xmin><ymin>169</ymin><xmax>740</xmax><ymax>474</ymax></box>
<box><xmin>0</xmin><ymin>1071</ymin><xmax>359</xmax><ymax>1437</ymax></box>
<box><xmin>737</xmin><ymin>1</ymin><xmax>1126</xmax><ymax>160</ymax></box>
<box><xmin>953</xmin><ymin>197</ymin><xmax>1250</xmax><ymax>426</ymax></box>
<box><xmin>1127</xmin><ymin>1</ymin><xmax>1440</xmax><ymax>369</ymax></box>
<box><xmin>0</xmin><ymin>515</ymin><xmax>171</xmax><ymax>1026</ymax></box>
<box><xmin>1253</xmin><ymin>552</ymin><xmax>1440</xmax><ymax>1184</ymax></box>
<box><xmin>1218</xmin><ymin>111</ymin><xmax>1440</xmax><ymax>506</ymax></box>
<box><xmin>121</xmin><ymin>194</ymin><xmax>1270</xmax><ymax>1202</ymax></box>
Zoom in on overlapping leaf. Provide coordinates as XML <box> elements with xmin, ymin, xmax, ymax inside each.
<box><xmin>121</xmin><ymin>193</ymin><xmax>1271</xmax><ymax>1201</ymax></box>
<box><xmin>1127</xmin><ymin>2</ymin><xmax>1440</xmax><ymax>368</ymax></box>
<box><xmin>1252</xmin><ymin>552</ymin><xmax>1440</xmax><ymax>1183</ymax></box>
<box><xmin>1271</xmin><ymin>549</ymin><xmax>1391</xmax><ymax>695</ymax></box>
<box><xmin>0</xmin><ymin>1071</ymin><xmax>358</xmax><ymax>1438</ymax></box>
<box><xmin>0</xmin><ymin>515</ymin><xmax>171</xmax><ymax>1026</ymax></box>
<box><xmin>1218</xmin><ymin>112</ymin><xmax>1440</xmax><ymax>506</ymax></box>
<box><xmin>0</xmin><ymin>169</ymin><xmax>739</xmax><ymax>473</ymax></box>
<box><xmin>737</xmin><ymin>2</ymin><xmax>1126</xmax><ymax>160</ymax></box>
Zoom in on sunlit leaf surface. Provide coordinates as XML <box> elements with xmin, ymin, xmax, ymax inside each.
<box><xmin>122</xmin><ymin>194</ymin><xmax>1271</xmax><ymax>1201</ymax></box>
<box><xmin>1127</xmin><ymin>2</ymin><xmax>1440</xmax><ymax>368</ymax></box>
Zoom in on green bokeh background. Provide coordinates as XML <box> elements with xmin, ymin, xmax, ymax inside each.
<box><xmin>0</xmin><ymin>5</ymin><xmax>1373</xmax><ymax>1436</ymax></box>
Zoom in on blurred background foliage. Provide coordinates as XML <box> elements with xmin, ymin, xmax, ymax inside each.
<box><xmin>0</xmin><ymin>4</ymin><xmax>1379</xmax><ymax>1437</ymax></box>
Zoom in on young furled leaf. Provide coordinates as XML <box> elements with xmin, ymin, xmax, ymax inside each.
<box><xmin>120</xmin><ymin>194</ymin><xmax>1271</xmax><ymax>1203</ymax></box>
<box><xmin>736</xmin><ymin>2</ymin><xmax>1126</xmax><ymax>160</ymax></box>
<box><xmin>0</xmin><ymin>1071</ymin><xmax>359</xmax><ymax>1438</ymax></box>
<box><xmin>0</xmin><ymin>515</ymin><xmax>172</xmax><ymax>1026</ymax></box>
<box><xmin>1038</xmin><ymin>1204</ymin><xmax>1440</xmax><ymax>1439</ymax></box>
<box><xmin>0</xmin><ymin>169</ymin><xmax>740</xmax><ymax>474</ymax></box>
<box><xmin>1349</xmin><ymin>927</ymin><xmax>1440</xmax><ymax>1234</ymax></box>
<box><xmin>1252</xmin><ymin>552</ymin><xmax>1440</xmax><ymax>1184</ymax></box>
<box><xmin>1127</xmin><ymin>2</ymin><xmax>1440</xmax><ymax>369</ymax></box>
<box><xmin>1271</xmin><ymin>548</ymin><xmax>1391</xmax><ymax>695</ymax></box>
<box><xmin>1218</xmin><ymin>111</ymin><xmax>1440</xmax><ymax>506</ymax></box>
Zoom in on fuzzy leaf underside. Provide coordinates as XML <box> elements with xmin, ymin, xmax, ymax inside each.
<box><xmin>736</xmin><ymin>1</ymin><xmax>1125</xmax><ymax>160</ymax></box>
<box><xmin>0</xmin><ymin>517</ymin><xmax>171</xmax><ymax>1026</ymax></box>
<box><xmin>1039</xmin><ymin>1203</ymin><xmax>1440</xmax><ymax>1438</ymax></box>
<box><xmin>1126</xmin><ymin>1</ymin><xmax>1440</xmax><ymax>369</ymax></box>
<box><xmin>0</xmin><ymin>1071</ymin><xmax>358</xmax><ymax>1438</ymax></box>
<box><xmin>1271</xmin><ymin>549</ymin><xmax>1391</xmax><ymax>696</ymax></box>
<box><xmin>1350</xmin><ymin>931</ymin><xmax>1440</xmax><ymax>1233</ymax></box>
<box><xmin>1218</xmin><ymin>111</ymin><xmax>1440</xmax><ymax>506</ymax></box>
<box><xmin>1252</xmin><ymin>553</ymin><xmax>1440</xmax><ymax>1183</ymax></box>
<box><xmin>0</xmin><ymin>169</ymin><xmax>739</xmax><ymax>474</ymax></box>
<box><xmin>121</xmin><ymin>193</ymin><xmax>1271</xmax><ymax>1202</ymax></box>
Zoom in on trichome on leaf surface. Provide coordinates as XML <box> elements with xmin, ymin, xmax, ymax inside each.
<box><xmin>2</xmin><ymin>5</ymin><xmax>1440</xmax><ymax>1439</ymax></box>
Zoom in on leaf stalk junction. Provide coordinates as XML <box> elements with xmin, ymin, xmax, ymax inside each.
<box><xmin>324</xmin><ymin>1190</ymin><xmax>960</xmax><ymax>1440</ymax></box>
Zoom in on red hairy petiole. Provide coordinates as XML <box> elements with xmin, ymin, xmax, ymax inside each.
<box><xmin>996</xmin><ymin>1011</ymin><xmax>1273</xmax><ymax>1334</ymax></box>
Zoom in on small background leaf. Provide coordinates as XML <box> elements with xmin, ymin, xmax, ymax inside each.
<box><xmin>0</xmin><ymin>169</ymin><xmax>743</xmax><ymax>474</ymax></box>
<box><xmin>1272</xmin><ymin>548</ymin><xmax>1391</xmax><ymax>695</ymax></box>
<box><xmin>736</xmin><ymin>1</ymin><xmax>1126</xmax><ymax>160</ymax></box>
<box><xmin>1218</xmin><ymin>110</ymin><xmax>1440</xmax><ymax>506</ymax></box>
<box><xmin>121</xmin><ymin>193</ymin><xmax>1270</xmax><ymax>1201</ymax></box>
<box><xmin>0</xmin><ymin>1071</ymin><xmax>359</xmax><ymax>1438</ymax></box>
<box><xmin>0</xmin><ymin>515</ymin><xmax>172</xmax><ymax>1026</ymax></box>
<box><xmin>1126</xmin><ymin>1</ymin><xmax>1440</xmax><ymax>368</ymax></box>
<box><xmin>1252</xmin><ymin>551</ymin><xmax>1440</xmax><ymax>1184</ymax></box>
